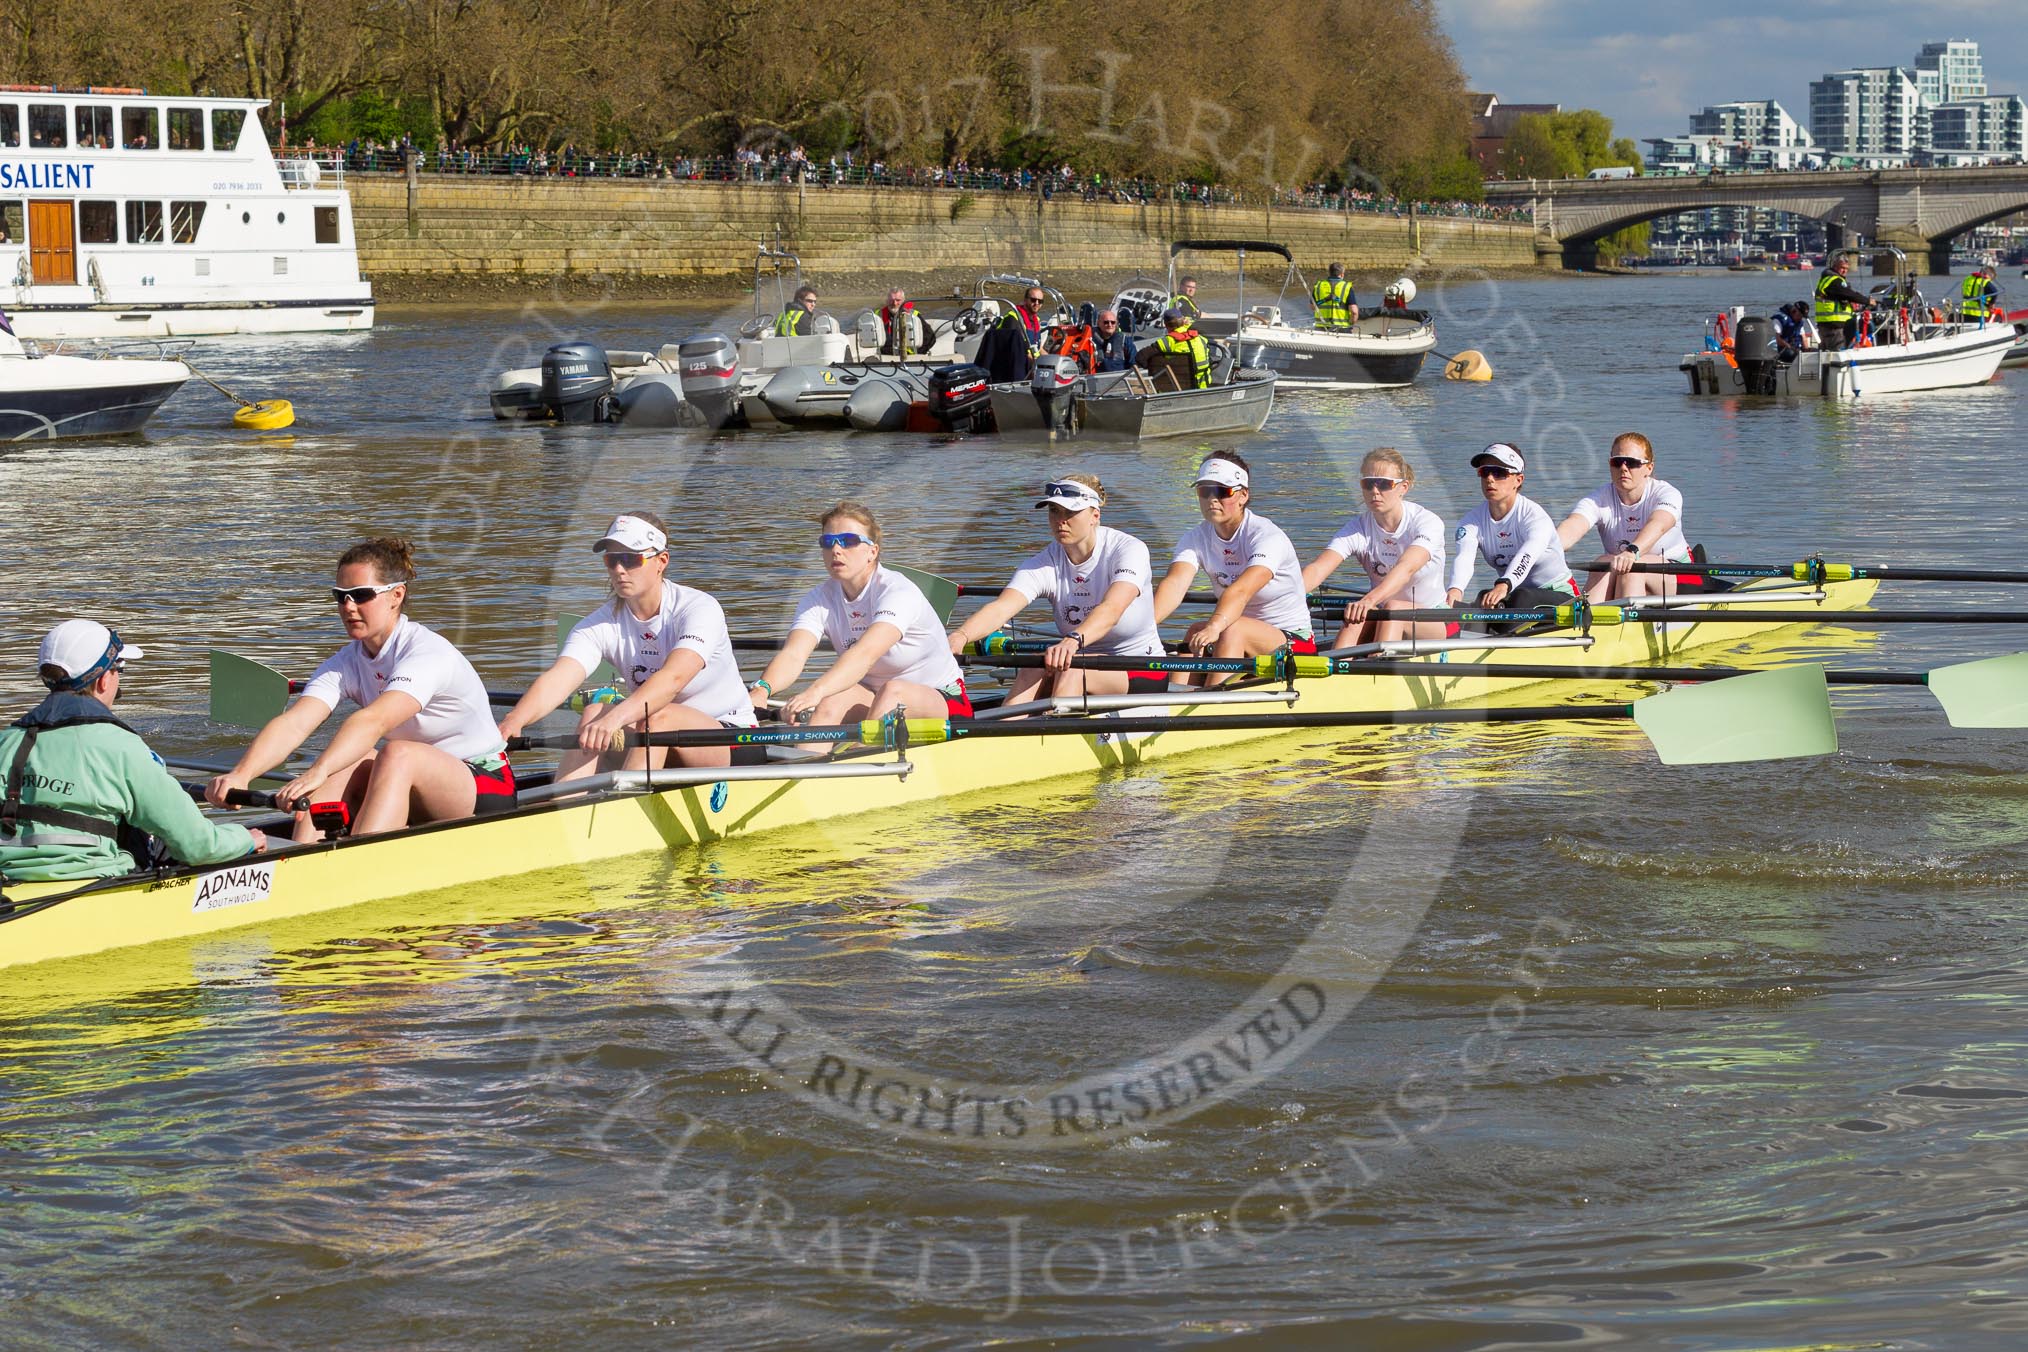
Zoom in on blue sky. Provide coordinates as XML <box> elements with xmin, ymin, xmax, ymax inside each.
<box><xmin>1434</xmin><ymin>0</ymin><xmax>2026</xmax><ymax>142</ymax></box>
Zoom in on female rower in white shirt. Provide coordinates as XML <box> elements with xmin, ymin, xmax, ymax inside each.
<box><xmin>208</xmin><ymin>537</ymin><xmax>511</xmax><ymax>839</ymax></box>
<box><xmin>496</xmin><ymin>512</ymin><xmax>757</xmax><ymax>782</ymax></box>
<box><xmin>946</xmin><ymin>474</ymin><xmax>1165</xmax><ymax>703</ymax></box>
<box><xmin>1152</xmin><ymin>451</ymin><xmax>1316</xmax><ymax>687</ymax></box>
<box><xmin>1300</xmin><ymin>448</ymin><xmax>1448</xmax><ymax>647</ymax></box>
<box><xmin>750</xmin><ymin>501</ymin><xmax>973</xmax><ymax>726</ymax></box>
<box><xmin>1445</xmin><ymin>443</ymin><xmax>1579</xmax><ymax>612</ymax></box>
<box><xmin>1553</xmin><ymin>432</ymin><xmax>1690</xmax><ymax>601</ymax></box>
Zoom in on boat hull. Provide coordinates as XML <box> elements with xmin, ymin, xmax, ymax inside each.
<box><xmin>0</xmin><ymin>578</ymin><xmax>1877</xmax><ymax>971</ymax></box>
<box><xmin>1238</xmin><ymin>316</ymin><xmax>1437</xmax><ymax>390</ymax></box>
<box><xmin>0</xmin><ymin>356</ymin><xmax>188</xmax><ymax>439</ymax></box>
<box><xmin>988</xmin><ymin>372</ymin><xmax>1276</xmax><ymax>440</ymax></box>
<box><xmin>6</xmin><ymin>300</ymin><xmax>375</xmax><ymax>341</ymax></box>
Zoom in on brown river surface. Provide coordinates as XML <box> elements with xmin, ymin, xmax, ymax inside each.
<box><xmin>2</xmin><ymin>269</ymin><xmax>2027</xmax><ymax>1348</ymax></box>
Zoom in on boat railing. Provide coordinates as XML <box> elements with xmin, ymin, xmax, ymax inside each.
<box><xmin>278</xmin><ymin>153</ymin><xmax>346</xmax><ymax>189</ymax></box>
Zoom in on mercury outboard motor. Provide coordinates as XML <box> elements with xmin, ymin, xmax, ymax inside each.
<box><xmin>927</xmin><ymin>363</ymin><xmax>994</xmax><ymax>433</ymax></box>
<box><xmin>1732</xmin><ymin>315</ymin><xmax>1781</xmax><ymax>395</ymax></box>
<box><xmin>540</xmin><ymin>341</ymin><xmax>614</xmax><ymax>422</ymax></box>
<box><xmin>1031</xmin><ymin>354</ymin><xmax>1082</xmax><ymax>439</ymax></box>
<box><xmin>677</xmin><ymin>333</ymin><xmax>741</xmax><ymax>428</ymax></box>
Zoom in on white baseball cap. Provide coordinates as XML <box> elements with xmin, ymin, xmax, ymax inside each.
<box><xmin>1194</xmin><ymin>457</ymin><xmax>1250</xmax><ymax>491</ymax></box>
<box><xmin>1471</xmin><ymin>443</ymin><xmax>1525</xmax><ymax>473</ymax></box>
<box><xmin>1036</xmin><ymin>478</ymin><xmax>1104</xmax><ymax>512</ymax></box>
<box><xmin>592</xmin><ymin>514</ymin><xmax>668</xmax><ymax>555</ymax></box>
<box><xmin>38</xmin><ymin>619</ymin><xmax>141</xmax><ymax>688</ymax></box>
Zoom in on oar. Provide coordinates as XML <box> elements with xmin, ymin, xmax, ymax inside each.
<box><xmin>1624</xmin><ymin>559</ymin><xmax>2028</xmax><ymax>585</ymax></box>
<box><xmin>1371</xmin><ymin>604</ymin><xmax>2028</xmax><ymax>628</ymax></box>
<box><xmin>961</xmin><ymin>646</ymin><xmax>2028</xmax><ymax>729</ymax></box>
<box><xmin>180</xmin><ymin>782</ymin><xmax>285</xmax><ymax>810</ymax></box>
<box><xmin>508</xmin><ymin>664</ymin><xmax>1836</xmax><ymax>766</ymax></box>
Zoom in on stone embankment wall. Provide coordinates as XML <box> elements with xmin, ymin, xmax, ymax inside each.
<box><xmin>349</xmin><ymin>176</ymin><xmax>1536</xmax><ymax>294</ymax></box>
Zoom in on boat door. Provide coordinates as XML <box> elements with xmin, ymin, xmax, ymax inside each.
<box><xmin>27</xmin><ymin>200</ymin><xmax>76</xmax><ymax>285</ymax></box>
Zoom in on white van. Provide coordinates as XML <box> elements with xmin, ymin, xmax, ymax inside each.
<box><xmin>1586</xmin><ymin>166</ymin><xmax>1638</xmax><ymax>180</ymax></box>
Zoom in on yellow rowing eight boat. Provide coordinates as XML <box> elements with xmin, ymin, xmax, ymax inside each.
<box><xmin>0</xmin><ymin>578</ymin><xmax>1878</xmax><ymax>971</ymax></box>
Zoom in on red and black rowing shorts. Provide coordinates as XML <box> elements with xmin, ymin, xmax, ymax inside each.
<box><xmin>941</xmin><ymin>679</ymin><xmax>975</xmax><ymax>719</ymax></box>
<box><xmin>470</xmin><ymin>760</ymin><xmax>518</xmax><ymax>815</ymax></box>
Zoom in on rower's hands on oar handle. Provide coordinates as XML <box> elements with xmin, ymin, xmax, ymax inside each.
<box><xmin>1474</xmin><ymin>581</ymin><xmax>1513</xmax><ymax>608</ymax></box>
<box><xmin>1185</xmin><ymin>619</ymin><xmax>1228</xmax><ymax>656</ymax></box>
<box><xmin>1042</xmin><ymin>632</ymin><xmax>1086</xmax><ymax>671</ymax></box>
<box><xmin>576</xmin><ymin>708</ymin><xmax>635</xmax><ymax>754</ymax></box>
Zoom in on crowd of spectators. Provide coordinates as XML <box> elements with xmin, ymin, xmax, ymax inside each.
<box><xmin>293</xmin><ymin>136</ymin><xmax>1531</xmax><ymax>222</ymax></box>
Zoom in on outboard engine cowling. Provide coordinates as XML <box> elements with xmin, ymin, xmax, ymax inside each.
<box><xmin>1732</xmin><ymin>315</ymin><xmax>1781</xmax><ymax>395</ymax></box>
<box><xmin>927</xmin><ymin>364</ymin><xmax>994</xmax><ymax>433</ymax></box>
<box><xmin>677</xmin><ymin>333</ymin><xmax>741</xmax><ymax>428</ymax></box>
<box><xmin>540</xmin><ymin>341</ymin><xmax>614</xmax><ymax>422</ymax></box>
<box><xmin>1031</xmin><ymin>354</ymin><xmax>1082</xmax><ymax>439</ymax></box>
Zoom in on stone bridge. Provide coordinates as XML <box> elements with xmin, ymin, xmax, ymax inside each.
<box><xmin>1483</xmin><ymin>167</ymin><xmax>2028</xmax><ymax>272</ymax></box>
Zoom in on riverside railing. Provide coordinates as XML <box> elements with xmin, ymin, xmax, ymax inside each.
<box><xmin>284</xmin><ymin>147</ymin><xmax>1531</xmax><ymax>222</ymax></box>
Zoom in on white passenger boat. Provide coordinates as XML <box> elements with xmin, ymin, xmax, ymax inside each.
<box><xmin>0</xmin><ymin>86</ymin><xmax>373</xmax><ymax>339</ymax></box>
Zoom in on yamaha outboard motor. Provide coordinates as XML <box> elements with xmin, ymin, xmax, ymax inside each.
<box><xmin>927</xmin><ymin>364</ymin><xmax>994</xmax><ymax>434</ymax></box>
<box><xmin>540</xmin><ymin>341</ymin><xmax>614</xmax><ymax>422</ymax></box>
<box><xmin>1032</xmin><ymin>354</ymin><xmax>1082</xmax><ymax>439</ymax></box>
<box><xmin>1732</xmin><ymin>315</ymin><xmax>1781</xmax><ymax>395</ymax></box>
<box><xmin>677</xmin><ymin>333</ymin><xmax>741</xmax><ymax>428</ymax></box>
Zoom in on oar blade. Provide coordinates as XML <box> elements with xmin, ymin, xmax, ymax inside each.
<box><xmin>888</xmin><ymin>565</ymin><xmax>962</xmax><ymax>626</ymax></box>
<box><xmin>208</xmin><ymin>649</ymin><xmax>291</xmax><ymax>726</ymax></box>
<box><xmin>1923</xmin><ymin>652</ymin><xmax>2028</xmax><ymax>727</ymax></box>
<box><xmin>1631</xmin><ymin>663</ymin><xmax>1837</xmax><ymax>765</ymax></box>
<box><xmin>556</xmin><ymin>614</ymin><xmax>615</xmax><ymax>685</ymax></box>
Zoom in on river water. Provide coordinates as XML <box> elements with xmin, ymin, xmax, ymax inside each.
<box><xmin>3</xmin><ymin>270</ymin><xmax>2027</xmax><ymax>1348</ymax></box>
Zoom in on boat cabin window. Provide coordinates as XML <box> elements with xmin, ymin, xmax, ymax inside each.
<box><xmin>167</xmin><ymin>107</ymin><xmax>205</xmax><ymax>151</ymax></box>
<box><xmin>75</xmin><ymin>105</ymin><xmax>114</xmax><ymax>150</ymax></box>
<box><xmin>315</xmin><ymin>205</ymin><xmax>339</xmax><ymax>244</ymax></box>
<box><xmin>122</xmin><ymin>107</ymin><xmax>158</xmax><ymax>151</ymax></box>
<box><xmin>28</xmin><ymin>104</ymin><xmax>67</xmax><ymax>149</ymax></box>
<box><xmin>211</xmin><ymin>108</ymin><xmax>245</xmax><ymax>152</ymax></box>
<box><xmin>79</xmin><ymin>200</ymin><xmax>117</xmax><ymax>244</ymax></box>
<box><xmin>0</xmin><ymin>201</ymin><xmax>22</xmax><ymax>245</ymax></box>
<box><xmin>170</xmin><ymin>200</ymin><xmax>205</xmax><ymax>244</ymax></box>
<box><xmin>124</xmin><ymin>200</ymin><xmax>164</xmax><ymax>245</ymax></box>
<box><xmin>0</xmin><ymin>106</ymin><xmax>18</xmax><ymax>149</ymax></box>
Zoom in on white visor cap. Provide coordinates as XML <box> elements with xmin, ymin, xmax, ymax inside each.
<box><xmin>1194</xmin><ymin>458</ymin><xmax>1250</xmax><ymax>491</ymax></box>
<box><xmin>593</xmin><ymin>515</ymin><xmax>668</xmax><ymax>555</ymax></box>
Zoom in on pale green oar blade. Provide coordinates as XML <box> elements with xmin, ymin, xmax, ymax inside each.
<box><xmin>208</xmin><ymin>649</ymin><xmax>291</xmax><ymax>726</ymax></box>
<box><xmin>888</xmin><ymin>565</ymin><xmax>962</xmax><ymax>626</ymax></box>
<box><xmin>1631</xmin><ymin>663</ymin><xmax>1837</xmax><ymax>765</ymax></box>
<box><xmin>556</xmin><ymin>614</ymin><xmax>615</xmax><ymax>684</ymax></box>
<box><xmin>1923</xmin><ymin>652</ymin><xmax>2028</xmax><ymax>727</ymax></box>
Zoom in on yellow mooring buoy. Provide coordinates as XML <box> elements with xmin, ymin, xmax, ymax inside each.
<box><xmin>186</xmin><ymin>362</ymin><xmax>297</xmax><ymax>429</ymax></box>
<box><xmin>233</xmin><ymin>399</ymin><xmax>296</xmax><ymax>430</ymax></box>
<box><xmin>1442</xmin><ymin>349</ymin><xmax>1492</xmax><ymax>382</ymax></box>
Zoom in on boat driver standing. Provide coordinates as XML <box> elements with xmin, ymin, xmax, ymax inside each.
<box><xmin>1812</xmin><ymin>256</ymin><xmax>1872</xmax><ymax>351</ymax></box>
<box><xmin>0</xmin><ymin>621</ymin><xmax>266</xmax><ymax>882</ymax></box>
<box><xmin>1310</xmin><ymin>263</ymin><xmax>1360</xmax><ymax>330</ymax></box>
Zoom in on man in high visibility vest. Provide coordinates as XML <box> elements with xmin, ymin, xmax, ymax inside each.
<box><xmin>1959</xmin><ymin>267</ymin><xmax>2001</xmax><ymax>322</ymax></box>
<box><xmin>1170</xmin><ymin>276</ymin><xmax>1202</xmax><ymax>328</ymax></box>
<box><xmin>1812</xmin><ymin>256</ymin><xmax>1871</xmax><ymax>351</ymax></box>
<box><xmin>775</xmin><ymin>286</ymin><xmax>819</xmax><ymax>336</ymax></box>
<box><xmin>1139</xmin><ymin>307</ymin><xmax>1211</xmax><ymax>389</ymax></box>
<box><xmin>1310</xmin><ymin>263</ymin><xmax>1359</xmax><ymax>331</ymax></box>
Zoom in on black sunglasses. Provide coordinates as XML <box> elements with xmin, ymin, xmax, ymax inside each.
<box><xmin>1196</xmin><ymin>483</ymin><xmax>1236</xmax><ymax>500</ymax></box>
<box><xmin>1609</xmin><ymin>456</ymin><xmax>1650</xmax><ymax>470</ymax></box>
<box><xmin>1475</xmin><ymin>466</ymin><xmax>1514</xmax><ymax>480</ymax></box>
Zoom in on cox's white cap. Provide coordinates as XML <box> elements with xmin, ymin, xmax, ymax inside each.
<box><xmin>593</xmin><ymin>514</ymin><xmax>668</xmax><ymax>555</ymax></box>
<box><xmin>1036</xmin><ymin>478</ymin><xmax>1104</xmax><ymax>512</ymax></box>
<box><xmin>1194</xmin><ymin>457</ymin><xmax>1250</xmax><ymax>491</ymax></box>
<box><xmin>1471</xmin><ymin>443</ymin><xmax>1525</xmax><ymax>473</ymax></box>
<box><xmin>38</xmin><ymin>619</ymin><xmax>141</xmax><ymax>688</ymax></box>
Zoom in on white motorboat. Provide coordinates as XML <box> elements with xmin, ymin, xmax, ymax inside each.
<box><xmin>0</xmin><ymin>85</ymin><xmax>372</xmax><ymax>339</ymax></box>
<box><xmin>1681</xmin><ymin>248</ymin><xmax>2013</xmax><ymax>398</ymax></box>
<box><xmin>1117</xmin><ymin>241</ymin><xmax>1437</xmax><ymax>390</ymax></box>
<box><xmin>0</xmin><ymin>331</ymin><xmax>188</xmax><ymax>439</ymax></box>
